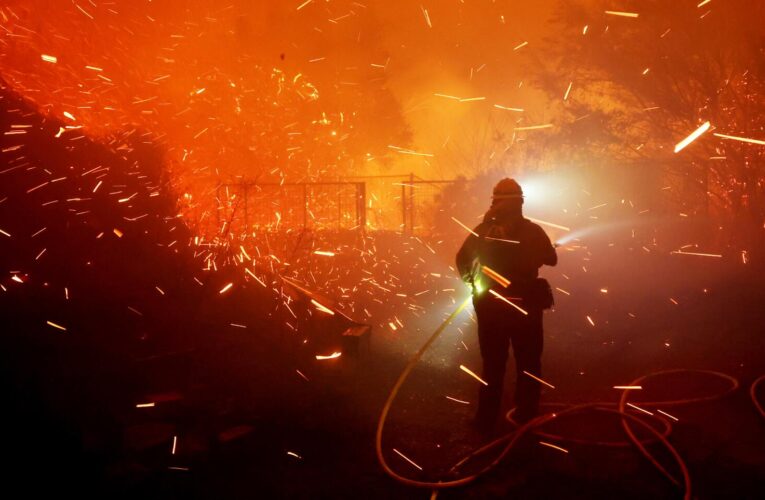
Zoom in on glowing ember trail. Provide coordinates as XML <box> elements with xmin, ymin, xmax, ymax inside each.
<box><xmin>539</xmin><ymin>441</ymin><xmax>569</xmax><ymax>453</ymax></box>
<box><xmin>481</xmin><ymin>265</ymin><xmax>511</xmax><ymax>288</ymax></box>
<box><xmin>315</xmin><ymin>352</ymin><xmax>342</xmax><ymax>360</ymax></box>
<box><xmin>451</xmin><ymin>217</ymin><xmax>479</xmax><ymax>237</ymax></box>
<box><xmin>459</xmin><ymin>365</ymin><xmax>488</xmax><ymax>386</ymax></box>
<box><xmin>713</xmin><ymin>133</ymin><xmax>765</xmax><ymax>146</ymax></box>
<box><xmin>392</xmin><ymin>448</ymin><xmax>423</xmax><ymax>471</ymax></box>
<box><xmin>674</xmin><ymin>121</ymin><xmax>711</xmax><ymax>153</ymax></box>
<box><xmin>489</xmin><ymin>289</ymin><xmax>529</xmax><ymax>315</ymax></box>
<box><xmin>46</xmin><ymin>320</ymin><xmax>67</xmax><ymax>331</ymax></box>
<box><xmin>310</xmin><ymin>299</ymin><xmax>335</xmax><ymax>315</ymax></box>
<box><xmin>523</xmin><ymin>371</ymin><xmax>556</xmax><ymax>389</ymax></box>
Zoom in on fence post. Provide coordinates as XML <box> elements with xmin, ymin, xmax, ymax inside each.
<box><xmin>215</xmin><ymin>184</ymin><xmax>221</xmax><ymax>234</ymax></box>
<box><xmin>357</xmin><ymin>182</ymin><xmax>366</xmax><ymax>230</ymax></box>
<box><xmin>408</xmin><ymin>172</ymin><xmax>415</xmax><ymax>234</ymax></box>
<box><xmin>401</xmin><ymin>182</ymin><xmax>407</xmax><ymax>234</ymax></box>
<box><xmin>303</xmin><ymin>183</ymin><xmax>308</xmax><ymax>230</ymax></box>
<box><xmin>243</xmin><ymin>183</ymin><xmax>249</xmax><ymax>234</ymax></box>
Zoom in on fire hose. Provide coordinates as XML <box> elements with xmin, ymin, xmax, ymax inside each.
<box><xmin>375</xmin><ymin>296</ymin><xmax>758</xmax><ymax>499</ymax></box>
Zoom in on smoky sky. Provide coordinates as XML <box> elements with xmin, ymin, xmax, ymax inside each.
<box><xmin>1</xmin><ymin>0</ymin><xmax>566</xmax><ymax>179</ymax></box>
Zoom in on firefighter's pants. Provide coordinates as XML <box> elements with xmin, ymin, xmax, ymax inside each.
<box><xmin>473</xmin><ymin>295</ymin><xmax>544</xmax><ymax>427</ymax></box>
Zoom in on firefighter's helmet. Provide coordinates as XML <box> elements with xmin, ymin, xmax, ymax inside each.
<box><xmin>491</xmin><ymin>178</ymin><xmax>524</xmax><ymax>200</ymax></box>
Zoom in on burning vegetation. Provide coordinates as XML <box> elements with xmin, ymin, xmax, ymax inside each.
<box><xmin>1</xmin><ymin>1</ymin><xmax>764</xmax><ymax>498</ymax></box>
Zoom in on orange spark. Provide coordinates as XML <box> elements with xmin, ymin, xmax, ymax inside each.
<box><xmin>605</xmin><ymin>11</ymin><xmax>639</xmax><ymax>18</ymax></box>
<box><xmin>489</xmin><ymin>289</ymin><xmax>529</xmax><ymax>315</ymax></box>
<box><xmin>526</xmin><ymin>216</ymin><xmax>570</xmax><ymax>232</ymax></box>
<box><xmin>481</xmin><ymin>265</ymin><xmax>510</xmax><ymax>288</ymax></box>
<box><xmin>393</xmin><ymin>448</ymin><xmax>423</xmax><ymax>470</ymax></box>
<box><xmin>451</xmin><ymin>217</ymin><xmax>479</xmax><ymax>237</ymax></box>
<box><xmin>296</xmin><ymin>0</ymin><xmax>313</xmax><ymax>11</ymax></box>
<box><xmin>46</xmin><ymin>320</ymin><xmax>66</xmax><ymax>331</ymax></box>
<box><xmin>713</xmin><ymin>132</ymin><xmax>765</xmax><ymax>146</ymax></box>
<box><xmin>421</xmin><ymin>5</ymin><xmax>432</xmax><ymax>28</ymax></box>
<box><xmin>460</xmin><ymin>365</ymin><xmax>488</xmax><ymax>386</ymax></box>
<box><xmin>657</xmin><ymin>409</ymin><xmax>679</xmax><ymax>421</ymax></box>
<box><xmin>670</xmin><ymin>250</ymin><xmax>722</xmax><ymax>258</ymax></box>
<box><xmin>219</xmin><ymin>283</ymin><xmax>233</xmax><ymax>294</ymax></box>
<box><xmin>494</xmin><ymin>104</ymin><xmax>524</xmax><ymax>112</ymax></box>
<box><xmin>315</xmin><ymin>351</ymin><xmax>342</xmax><ymax>360</ymax></box>
<box><xmin>674</xmin><ymin>121</ymin><xmax>710</xmax><ymax>153</ymax></box>
<box><xmin>613</xmin><ymin>385</ymin><xmax>642</xmax><ymax>390</ymax></box>
<box><xmin>311</xmin><ymin>298</ymin><xmax>335</xmax><ymax>315</ymax></box>
<box><xmin>626</xmin><ymin>402</ymin><xmax>654</xmax><ymax>416</ymax></box>
<box><xmin>523</xmin><ymin>371</ymin><xmax>556</xmax><ymax>389</ymax></box>
<box><xmin>514</xmin><ymin>124</ymin><xmax>553</xmax><ymax>131</ymax></box>
<box><xmin>445</xmin><ymin>396</ymin><xmax>470</xmax><ymax>404</ymax></box>
<box><xmin>539</xmin><ymin>441</ymin><xmax>569</xmax><ymax>453</ymax></box>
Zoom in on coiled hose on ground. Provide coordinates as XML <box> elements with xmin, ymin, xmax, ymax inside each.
<box><xmin>376</xmin><ymin>297</ymin><xmax>762</xmax><ymax>499</ymax></box>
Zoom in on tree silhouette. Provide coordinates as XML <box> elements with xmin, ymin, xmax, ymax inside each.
<box><xmin>530</xmin><ymin>0</ymin><xmax>765</xmax><ymax>256</ymax></box>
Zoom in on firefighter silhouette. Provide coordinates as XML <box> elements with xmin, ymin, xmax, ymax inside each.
<box><xmin>457</xmin><ymin>178</ymin><xmax>557</xmax><ymax>432</ymax></box>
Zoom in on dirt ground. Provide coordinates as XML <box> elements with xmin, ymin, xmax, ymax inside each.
<box><xmin>3</xmin><ymin>253</ymin><xmax>765</xmax><ymax>500</ymax></box>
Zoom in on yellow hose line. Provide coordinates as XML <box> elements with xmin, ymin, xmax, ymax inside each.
<box><xmin>375</xmin><ymin>297</ymin><xmax>739</xmax><ymax>500</ymax></box>
<box><xmin>375</xmin><ymin>297</ymin><xmax>484</xmax><ymax>489</ymax></box>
